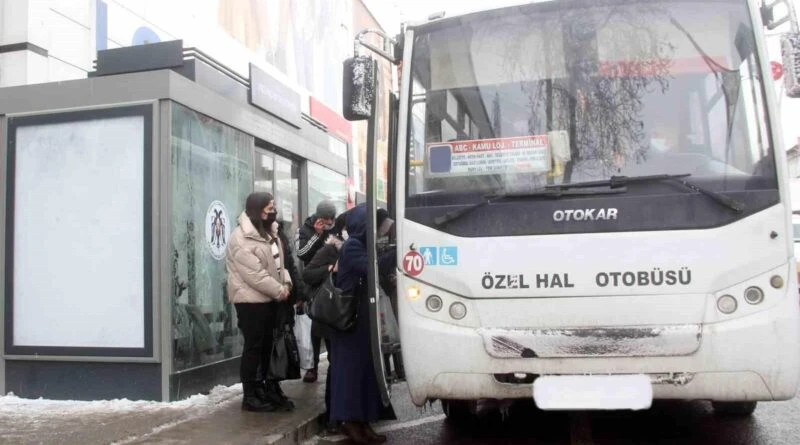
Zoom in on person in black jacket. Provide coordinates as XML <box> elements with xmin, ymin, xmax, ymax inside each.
<box><xmin>297</xmin><ymin>199</ymin><xmax>338</xmax><ymax>266</ymax></box>
<box><xmin>276</xmin><ymin>219</ymin><xmax>305</xmax><ymax>307</ymax></box>
<box><xmin>298</xmin><ymin>200</ymin><xmax>339</xmax><ymax>383</ymax></box>
<box><xmin>303</xmin><ymin>208</ymin><xmax>390</xmax><ymax>434</ymax></box>
<box><xmin>302</xmin><ymin>211</ymin><xmax>347</xmax><ymax>432</ymax></box>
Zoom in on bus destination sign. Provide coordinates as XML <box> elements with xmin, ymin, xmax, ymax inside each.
<box><xmin>425</xmin><ymin>135</ymin><xmax>551</xmax><ymax>178</ymax></box>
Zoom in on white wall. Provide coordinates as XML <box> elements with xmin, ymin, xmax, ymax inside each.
<box><xmin>0</xmin><ymin>0</ymin><xmax>325</xmax><ymax>113</ymax></box>
<box><xmin>0</xmin><ymin>0</ymin><xmax>92</xmax><ymax>87</ymax></box>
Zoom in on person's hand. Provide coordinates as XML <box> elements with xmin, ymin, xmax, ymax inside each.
<box><xmin>277</xmin><ymin>285</ymin><xmax>289</xmax><ymax>301</ymax></box>
<box><xmin>332</xmin><ymin>261</ymin><xmax>339</xmax><ymax>273</ymax></box>
<box><xmin>313</xmin><ymin>219</ymin><xmax>327</xmax><ymax>234</ymax></box>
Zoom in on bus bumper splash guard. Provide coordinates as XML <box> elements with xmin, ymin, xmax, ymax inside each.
<box><xmin>478</xmin><ymin>325</ymin><xmax>702</xmax><ymax>358</ymax></box>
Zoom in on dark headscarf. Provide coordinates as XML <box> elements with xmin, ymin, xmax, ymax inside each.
<box><xmin>344</xmin><ymin>204</ymin><xmax>390</xmax><ymax>243</ymax></box>
<box><xmin>332</xmin><ymin>211</ymin><xmax>348</xmax><ymax>238</ymax></box>
<box><xmin>337</xmin><ymin>204</ymin><xmax>395</xmax><ymax>294</ymax></box>
<box><xmin>244</xmin><ymin>192</ymin><xmax>274</xmax><ymax>238</ymax></box>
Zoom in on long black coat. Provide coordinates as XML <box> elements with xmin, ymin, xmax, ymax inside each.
<box><xmin>329</xmin><ymin>204</ymin><xmax>395</xmax><ymax>423</ymax></box>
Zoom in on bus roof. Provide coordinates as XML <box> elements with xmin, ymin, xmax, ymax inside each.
<box><xmin>404</xmin><ymin>0</ymin><xmax>551</xmax><ymax>32</ymax></box>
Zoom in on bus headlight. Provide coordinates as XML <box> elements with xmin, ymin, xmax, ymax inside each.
<box><xmin>449</xmin><ymin>302</ymin><xmax>467</xmax><ymax>320</ymax></box>
<box><xmin>407</xmin><ymin>286</ymin><xmax>421</xmax><ymax>301</ymax></box>
<box><xmin>744</xmin><ymin>286</ymin><xmax>765</xmax><ymax>305</ymax></box>
<box><xmin>426</xmin><ymin>295</ymin><xmax>443</xmax><ymax>312</ymax></box>
<box><xmin>770</xmin><ymin>275</ymin><xmax>784</xmax><ymax>289</ymax></box>
<box><xmin>717</xmin><ymin>295</ymin><xmax>738</xmax><ymax>314</ymax></box>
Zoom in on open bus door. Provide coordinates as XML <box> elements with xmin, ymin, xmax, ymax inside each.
<box><xmin>342</xmin><ymin>31</ymin><xmax>403</xmax><ymax>407</ymax></box>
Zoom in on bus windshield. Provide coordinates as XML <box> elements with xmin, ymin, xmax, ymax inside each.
<box><xmin>406</xmin><ymin>0</ymin><xmax>779</xmax><ymax>236</ymax></box>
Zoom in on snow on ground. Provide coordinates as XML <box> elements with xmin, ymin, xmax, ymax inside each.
<box><xmin>0</xmin><ymin>383</ymin><xmax>241</xmax><ymax>419</ymax></box>
<box><xmin>0</xmin><ymin>384</ymin><xmax>244</xmax><ymax>445</ymax></box>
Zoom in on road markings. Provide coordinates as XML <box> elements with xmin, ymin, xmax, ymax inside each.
<box><xmin>570</xmin><ymin>412</ymin><xmax>594</xmax><ymax>445</ymax></box>
<box><xmin>310</xmin><ymin>414</ymin><xmax>447</xmax><ymax>443</ymax></box>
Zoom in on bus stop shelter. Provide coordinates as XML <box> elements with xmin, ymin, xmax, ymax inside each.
<box><xmin>0</xmin><ymin>41</ymin><xmax>348</xmax><ymax>401</ymax></box>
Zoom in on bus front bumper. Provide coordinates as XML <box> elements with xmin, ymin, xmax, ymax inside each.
<box><xmin>399</xmin><ymin>289</ymin><xmax>800</xmax><ymax>406</ymax></box>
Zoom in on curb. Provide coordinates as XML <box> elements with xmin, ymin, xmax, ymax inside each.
<box><xmin>263</xmin><ymin>410</ymin><xmax>325</xmax><ymax>445</ymax></box>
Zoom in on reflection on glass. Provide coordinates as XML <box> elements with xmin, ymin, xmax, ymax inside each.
<box><xmin>308</xmin><ymin>162</ymin><xmax>347</xmax><ymax>215</ymax></box>
<box><xmin>274</xmin><ymin>155</ymin><xmax>301</xmax><ymax>255</ymax></box>
<box><xmin>407</xmin><ymin>0</ymin><xmax>776</xmax><ymax>210</ymax></box>
<box><xmin>171</xmin><ymin>103</ymin><xmax>254</xmax><ymax>372</ymax></box>
<box><xmin>275</xmin><ymin>156</ymin><xmax>300</xmax><ymax>226</ymax></box>
<box><xmin>254</xmin><ymin>151</ymin><xmax>274</xmax><ymax>194</ymax></box>
<box><xmin>328</xmin><ymin>136</ymin><xmax>348</xmax><ymax>159</ymax></box>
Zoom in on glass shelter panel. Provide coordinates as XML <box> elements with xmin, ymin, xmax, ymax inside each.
<box><xmin>170</xmin><ymin>103</ymin><xmax>254</xmax><ymax>371</ymax></box>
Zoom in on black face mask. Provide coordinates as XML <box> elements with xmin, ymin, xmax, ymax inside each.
<box><xmin>263</xmin><ymin>211</ymin><xmax>277</xmax><ymax>227</ymax></box>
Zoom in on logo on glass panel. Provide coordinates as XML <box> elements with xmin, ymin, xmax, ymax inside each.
<box><xmin>206</xmin><ymin>201</ymin><xmax>230</xmax><ymax>260</ymax></box>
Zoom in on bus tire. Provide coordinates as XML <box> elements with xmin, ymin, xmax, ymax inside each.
<box><xmin>712</xmin><ymin>401</ymin><xmax>757</xmax><ymax>416</ymax></box>
<box><xmin>441</xmin><ymin>399</ymin><xmax>478</xmax><ymax>425</ymax></box>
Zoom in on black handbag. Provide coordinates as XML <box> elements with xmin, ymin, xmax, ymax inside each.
<box><xmin>307</xmin><ymin>273</ymin><xmax>359</xmax><ymax>332</ymax></box>
<box><xmin>267</xmin><ymin>306</ymin><xmax>301</xmax><ymax>381</ymax></box>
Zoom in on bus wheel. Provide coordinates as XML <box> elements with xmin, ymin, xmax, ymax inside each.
<box><xmin>441</xmin><ymin>399</ymin><xmax>478</xmax><ymax>425</ymax></box>
<box><xmin>712</xmin><ymin>401</ymin><xmax>758</xmax><ymax>416</ymax></box>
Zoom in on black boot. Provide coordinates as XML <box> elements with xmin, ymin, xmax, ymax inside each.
<box><xmin>264</xmin><ymin>380</ymin><xmax>295</xmax><ymax>411</ymax></box>
<box><xmin>242</xmin><ymin>382</ymin><xmax>279</xmax><ymax>412</ymax></box>
<box><xmin>254</xmin><ymin>381</ymin><xmax>271</xmax><ymax>404</ymax></box>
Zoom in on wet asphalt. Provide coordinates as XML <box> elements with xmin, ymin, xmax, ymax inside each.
<box><xmin>310</xmin><ymin>382</ymin><xmax>800</xmax><ymax>445</ymax></box>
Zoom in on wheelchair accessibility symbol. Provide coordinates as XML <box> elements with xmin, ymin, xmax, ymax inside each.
<box><xmin>439</xmin><ymin>247</ymin><xmax>458</xmax><ymax>266</ymax></box>
<box><xmin>418</xmin><ymin>246</ymin><xmax>458</xmax><ymax>266</ymax></box>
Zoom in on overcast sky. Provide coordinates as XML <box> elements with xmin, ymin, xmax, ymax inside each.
<box><xmin>363</xmin><ymin>0</ymin><xmax>800</xmax><ymax>35</ymax></box>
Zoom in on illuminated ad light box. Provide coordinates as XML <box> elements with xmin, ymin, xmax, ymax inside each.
<box><xmin>5</xmin><ymin>105</ymin><xmax>153</xmax><ymax>357</ymax></box>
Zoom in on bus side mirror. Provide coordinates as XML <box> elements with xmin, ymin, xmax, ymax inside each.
<box><xmin>343</xmin><ymin>56</ymin><xmax>376</xmax><ymax>121</ymax></box>
<box><xmin>762</xmin><ymin>0</ymin><xmax>796</xmax><ymax>30</ymax></box>
<box><xmin>781</xmin><ymin>33</ymin><xmax>800</xmax><ymax>98</ymax></box>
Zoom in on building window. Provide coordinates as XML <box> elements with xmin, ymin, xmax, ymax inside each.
<box><xmin>307</xmin><ymin>162</ymin><xmax>347</xmax><ymax>215</ymax></box>
<box><xmin>328</xmin><ymin>135</ymin><xmax>348</xmax><ymax>159</ymax></box>
<box><xmin>254</xmin><ymin>151</ymin><xmax>275</xmax><ymax>194</ymax></box>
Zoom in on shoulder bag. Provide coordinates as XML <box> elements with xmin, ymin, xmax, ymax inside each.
<box><xmin>307</xmin><ymin>273</ymin><xmax>359</xmax><ymax>332</ymax></box>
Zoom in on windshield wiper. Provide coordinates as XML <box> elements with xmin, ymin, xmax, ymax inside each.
<box><xmin>433</xmin><ymin>188</ymin><xmax>628</xmax><ymax>227</ymax></box>
<box><xmin>547</xmin><ymin>173</ymin><xmax>744</xmax><ymax>213</ymax></box>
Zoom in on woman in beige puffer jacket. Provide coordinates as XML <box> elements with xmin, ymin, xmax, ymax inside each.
<box><xmin>225</xmin><ymin>192</ymin><xmax>293</xmax><ymax>413</ymax></box>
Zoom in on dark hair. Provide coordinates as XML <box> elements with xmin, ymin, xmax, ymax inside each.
<box><xmin>377</xmin><ymin>208</ymin><xmax>389</xmax><ymax>228</ymax></box>
<box><xmin>245</xmin><ymin>192</ymin><xmax>274</xmax><ymax>237</ymax></box>
<box><xmin>333</xmin><ymin>211</ymin><xmax>348</xmax><ymax>237</ymax></box>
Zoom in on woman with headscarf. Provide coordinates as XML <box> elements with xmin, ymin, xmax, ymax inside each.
<box><xmin>225</xmin><ymin>192</ymin><xmax>294</xmax><ymax>412</ymax></box>
<box><xmin>329</xmin><ymin>204</ymin><xmax>396</xmax><ymax>444</ymax></box>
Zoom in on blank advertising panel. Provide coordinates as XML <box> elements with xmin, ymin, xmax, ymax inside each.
<box><xmin>7</xmin><ymin>106</ymin><xmax>152</xmax><ymax>355</ymax></box>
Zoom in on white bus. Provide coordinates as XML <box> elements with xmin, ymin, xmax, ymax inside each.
<box><xmin>344</xmin><ymin>0</ymin><xmax>800</xmax><ymax>419</ymax></box>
